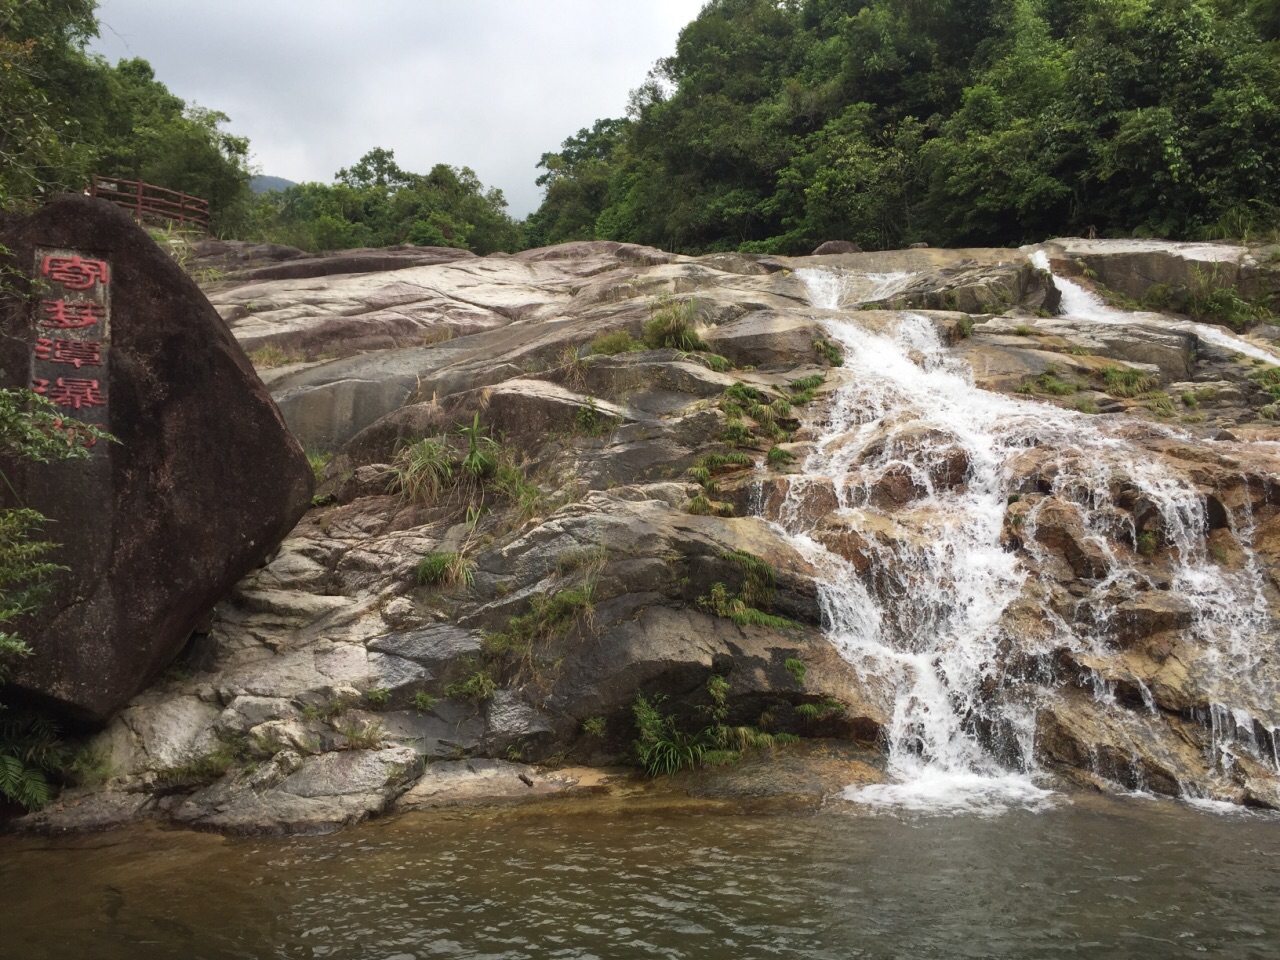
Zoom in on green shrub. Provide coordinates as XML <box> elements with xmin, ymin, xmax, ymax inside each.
<box><xmin>1141</xmin><ymin>283</ymin><xmax>1174</xmax><ymax>311</ymax></box>
<box><xmin>796</xmin><ymin>697</ymin><xmax>846</xmax><ymax>724</ymax></box>
<box><xmin>1136</xmin><ymin>531</ymin><xmax>1158</xmax><ymax>556</ymax></box>
<box><xmin>491</xmin><ymin>461</ymin><xmax>545</xmax><ymax>524</ymax></box>
<box><xmin>582</xmin><ymin>716</ymin><xmax>606</xmax><ymax>737</ymax></box>
<box><xmin>336</xmin><ymin>719</ymin><xmax>386</xmax><ymax>749</ymax></box>
<box><xmin>151</xmin><ymin>732</ymin><xmax>261</xmax><ymax>787</ymax></box>
<box><xmin>1100</xmin><ymin>366</ymin><xmax>1159</xmax><ymax>398</ymax></box>
<box><xmin>767</xmin><ymin>445</ymin><xmax>797</xmax><ymax>467</ymax></box>
<box><xmin>392</xmin><ymin>436</ymin><xmax>455</xmax><ymax>503</ymax></box>
<box><xmin>305</xmin><ymin>448</ymin><xmax>332</xmax><ymax>484</ymax></box>
<box><xmin>784</xmin><ymin>657</ymin><xmax>807</xmax><ymax>685</ymax></box>
<box><xmin>413</xmin><ymin>691</ymin><xmax>439</xmax><ymax>715</ymax></box>
<box><xmin>416</xmin><ymin>551</ymin><xmax>475</xmax><ymax>589</ymax></box>
<box><xmin>487</xmin><ymin>587</ymin><xmax>594</xmax><ymax>651</ymax></box>
<box><xmin>67</xmin><ymin>745</ymin><xmax>116</xmax><ymax>788</ymax></box>
<box><xmin>633</xmin><ymin>694</ymin><xmax>707</xmax><ymax>776</ymax></box>
<box><xmin>590</xmin><ymin>329</ymin><xmax>643</xmax><ymax>355</ymax></box>
<box><xmin>699</xmin><ymin>582</ymin><xmax>797</xmax><ymax>629</ymax></box>
<box><xmin>688</xmin><ymin>452</ymin><xmax>752</xmax><ymax>494</ymax></box>
<box><xmin>686</xmin><ymin>495</ymin><xmax>734</xmax><ymax>517</ymax></box>
<box><xmin>445</xmin><ymin>667</ymin><xmax>498</xmax><ymax>702</ymax></box>
<box><xmin>696</xmin><ymin>353</ymin><xmax>733</xmax><ymax>373</ymax></box>
<box><xmin>813</xmin><ymin>337</ymin><xmax>845</xmax><ymax>366</ymax></box>
<box><xmin>643</xmin><ymin>297</ymin><xmax>708</xmax><ymax>351</ymax></box>
<box><xmin>457</xmin><ymin>413</ymin><xmax>498</xmax><ymax>480</ymax></box>
<box><xmin>574</xmin><ymin>397</ymin><xmax>612</xmax><ymax>437</ymax></box>
<box><xmin>724</xmin><ymin>382</ymin><xmax>765</xmax><ymax>406</ymax></box>
<box><xmin>248</xmin><ymin>343</ymin><xmax>306</xmax><ymax>367</ymax></box>
<box><xmin>1183</xmin><ymin>266</ymin><xmax>1272</xmax><ymax>331</ymax></box>
<box><xmin>0</xmin><ymin>714</ymin><xmax>66</xmax><ymax>808</ymax></box>
<box><xmin>1017</xmin><ymin>367</ymin><xmax>1077</xmax><ymax>396</ymax></box>
<box><xmin>788</xmin><ymin>374</ymin><xmax>825</xmax><ymax>404</ymax></box>
<box><xmin>721</xmin><ymin>550</ymin><xmax>776</xmax><ymax>608</ymax></box>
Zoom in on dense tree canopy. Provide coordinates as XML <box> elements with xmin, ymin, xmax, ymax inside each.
<box><xmin>0</xmin><ymin>0</ymin><xmax>252</xmax><ymax>231</ymax></box>
<box><xmin>244</xmin><ymin>148</ymin><xmax>521</xmax><ymax>254</ymax></box>
<box><xmin>530</xmin><ymin>0</ymin><xmax>1280</xmax><ymax>253</ymax></box>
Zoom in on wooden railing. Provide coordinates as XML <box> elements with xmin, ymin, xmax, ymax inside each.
<box><xmin>87</xmin><ymin>175</ymin><xmax>211</xmax><ymax>232</ymax></box>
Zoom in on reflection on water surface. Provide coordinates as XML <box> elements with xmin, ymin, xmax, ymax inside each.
<box><xmin>2</xmin><ymin>795</ymin><xmax>1279</xmax><ymax>959</ymax></box>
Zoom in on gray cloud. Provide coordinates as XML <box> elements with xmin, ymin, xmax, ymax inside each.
<box><xmin>90</xmin><ymin>1</ymin><xmax>706</xmax><ymax>216</ymax></box>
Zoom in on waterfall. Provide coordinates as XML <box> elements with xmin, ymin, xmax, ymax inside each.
<box><xmin>1028</xmin><ymin>250</ymin><xmax>1280</xmax><ymax>365</ymax></box>
<box><xmin>777</xmin><ymin>266</ymin><xmax>1277</xmax><ymax>814</ymax></box>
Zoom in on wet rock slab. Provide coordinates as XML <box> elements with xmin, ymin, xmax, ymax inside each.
<box><xmin>171</xmin><ymin>746</ymin><xmax>422</xmax><ymax>835</ymax></box>
<box><xmin>395</xmin><ymin>759</ymin><xmax>585</xmax><ymax>810</ymax></box>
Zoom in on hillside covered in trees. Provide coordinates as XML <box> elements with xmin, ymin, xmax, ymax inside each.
<box><xmin>7</xmin><ymin>0</ymin><xmax>1280</xmax><ymax>257</ymax></box>
<box><xmin>0</xmin><ymin>1</ymin><xmax>250</xmax><ymax>229</ymax></box>
<box><xmin>0</xmin><ymin>1</ymin><xmax>519</xmax><ymax>253</ymax></box>
<box><xmin>527</xmin><ymin>0</ymin><xmax>1280</xmax><ymax>253</ymax></box>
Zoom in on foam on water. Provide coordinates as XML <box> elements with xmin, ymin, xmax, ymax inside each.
<box><xmin>779</xmin><ymin>266</ymin><xmax>1277</xmax><ymax>814</ymax></box>
<box><xmin>842</xmin><ymin>770</ymin><xmax>1057</xmax><ymax>817</ymax></box>
<box><xmin>803</xmin><ymin>270</ymin><xmax>916</xmax><ymax>311</ymax></box>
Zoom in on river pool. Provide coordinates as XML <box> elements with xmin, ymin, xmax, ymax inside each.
<box><xmin>2</xmin><ymin>793</ymin><xmax>1278</xmax><ymax>959</ymax></box>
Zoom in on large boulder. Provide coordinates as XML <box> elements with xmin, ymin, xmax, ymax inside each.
<box><xmin>0</xmin><ymin>196</ymin><xmax>313</xmax><ymax>722</ymax></box>
<box><xmin>812</xmin><ymin>240</ymin><xmax>863</xmax><ymax>255</ymax></box>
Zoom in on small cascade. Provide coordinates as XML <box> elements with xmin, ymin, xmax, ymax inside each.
<box><xmin>1029</xmin><ymin>250</ymin><xmax>1280</xmax><ymax>365</ymax></box>
<box><xmin>801</xmin><ymin>270</ymin><xmax>918</xmax><ymax>311</ymax></box>
<box><xmin>769</xmin><ymin>266</ymin><xmax>1280</xmax><ymax>813</ymax></box>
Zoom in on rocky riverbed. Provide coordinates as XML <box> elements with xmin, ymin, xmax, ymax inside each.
<box><xmin>17</xmin><ymin>235</ymin><xmax>1280</xmax><ymax>835</ymax></box>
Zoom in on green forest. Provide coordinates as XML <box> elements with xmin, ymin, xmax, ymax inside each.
<box><xmin>5</xmin><ymin>0</ymin><xmax>1280</xmax><ymax>256</ymax></box>
<box><xmin>531</xmin><ymin>0</ymin><xmax>1280</xmax><ymax>253</ymax></box>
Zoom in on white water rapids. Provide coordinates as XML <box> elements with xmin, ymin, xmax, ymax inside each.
<box><xmin>774</xmin><ymin>266</ymin><xmax>1278</xmax><ymax>814</ymax></box>
<box><xmin>1028</xmin><ymin>249</ymin><xmax>1280</xmax><ymax>366</ymax></box>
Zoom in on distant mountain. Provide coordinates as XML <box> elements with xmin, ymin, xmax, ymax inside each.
<box><xmin>249</xmin><ymin>175</ymin><xmax>297</xmax><ymax>194</ymax></box>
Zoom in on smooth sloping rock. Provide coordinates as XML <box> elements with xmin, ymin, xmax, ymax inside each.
<box><xmin>0</xmin><ymin>196</ymin><xmax>313</xmax><ymax>721</ymax></box>
<box><xmin>11</xmin><ymin>791</ymin><xmax>155</xmax><ymax>834</ymax></box>
<box><xmin>172</xmin><ymin>746</ymin><xmax>420</xmax><ymax>835</ymax></box>
<box><xmin>396</xmin><ymin>759</ymin><xmax>570</xmax><ymax>809</ymax></box>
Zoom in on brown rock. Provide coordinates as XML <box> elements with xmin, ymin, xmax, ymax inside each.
<box><xmin>0</xmin><ymin>196</ymin><xmax>313</xmax><ymax>721</ymax></box>
<box><xmin>1032</xmin><ymin>500</ymin><xmax>1112</xmax><ymax>580</ymax></box>
<box><xmin>812</xmin><ymin>241</ymin><xmax>863</xmax><ymax>255</ymax></box>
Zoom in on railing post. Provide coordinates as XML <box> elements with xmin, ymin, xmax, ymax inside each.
<box><xmin>135</xmin><ymin>179</ymin><xmax>144</xmax><ymax>221</ymax></box>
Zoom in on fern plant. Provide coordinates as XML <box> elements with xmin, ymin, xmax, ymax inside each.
<box><xmin>0</xmin><ymin>388</ymin><xmax>113</xmax><ymax>810</ymax></box>
<box><xmin>0</xmin><ymin>713</ymin><xmax>65</xmax><ymax>809</ymax></box>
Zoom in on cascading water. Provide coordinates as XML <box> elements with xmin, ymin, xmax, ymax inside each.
<box><xmin>1028</xmin><ymin>249</ymin><xmax>1280</xmax><ymax>366</ymax></box>
<box><xmin>774</xmin><ymin>266</ymin><xmax>1279</xmax><ymax>813</ymax></box>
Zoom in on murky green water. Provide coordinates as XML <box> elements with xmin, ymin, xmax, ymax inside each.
<box><xmin>2</xmin><ymin>795</ymin><xmax>1279</xmax><ymax>959</ymax></box>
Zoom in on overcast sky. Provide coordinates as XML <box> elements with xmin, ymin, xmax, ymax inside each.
<box><xmin>89</xmin><ymin>1</ymin><xmax>707</xmax><ymax>217</ymax></box>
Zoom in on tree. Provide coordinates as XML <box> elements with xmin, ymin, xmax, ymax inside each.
<box><xmin>0</xmin><ymin>0</ymin><xmax>100</xmax><ymax>206</ymax></box>
<box><xmin>523</xmin><ymin>118</ymin><xmax>627</xmax><ymax>247</ymax></box>
<box><xmin>529</xmin><ymin>0</ymin><xmax>1280</xmax><ymax>252</ymax></box>
<box><xmin>246</xmin><ymin>149</ymin><xmax>520</xmax><ymax>255</ymax></box>
<box><xmin>86</xmin><ymin>58</ymin><xmax>252</xmax><ymax>234</ymax></box>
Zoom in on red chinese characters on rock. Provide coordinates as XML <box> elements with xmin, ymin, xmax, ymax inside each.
<box><xmin>41</xmin><ymin>254</ymin><xmax>110</xmax><ymax>290</ymax></box>
<box><xmin>38</xmin><ymin>299</ymin><xmax>105</xmax><ymax>330</ymax></box>
<box><xmin>31</xmin><ymin>250</ymin><xmax>110</xmax><ymax>418</ymax></box>
<box><xmin>32</xmin><ymin>377</ymin><xmax>106</xmax><ymax>410</ymax></box>
<box><xmin>34</xmin><ymin>337</ymin><xmax>102</xmax><ymax>369</ymax></box>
